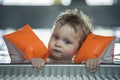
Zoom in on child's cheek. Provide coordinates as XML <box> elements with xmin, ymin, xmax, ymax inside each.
<box><xmin>64</xmin><ymin>50</ymin><xmax>75</xmax><ymax>59</ymax></box>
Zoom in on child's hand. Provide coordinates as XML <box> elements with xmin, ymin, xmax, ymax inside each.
<box><xmin>24</xmin><ymin>58</ymin><xmax>45</xmax><ymax>71</ymax></box>
<box><xmin>82</xmin><ymin>58</ymin><xmax>100</xmax><ymax>72</ymax></box>
<box><xmin>31</xmin><ymin>58</ymin><xmax>45</xmax><ymax>71</ymax></box>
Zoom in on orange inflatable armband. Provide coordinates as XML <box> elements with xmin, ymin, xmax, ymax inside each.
<box><xmin>74</xmin><ymin>33</ymin><xmax>115</xmax><ymax>63</ymax></box>
<box><xmin>3</xmin><ymin>24</ymin><xmax>49</xmax><ymax>62</ymax></box>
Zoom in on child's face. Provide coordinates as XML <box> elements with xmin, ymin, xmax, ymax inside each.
<box><xmin>48</xmin><ymin>24</ymin><xmax>81</xmax><ymax>61</ymax></box>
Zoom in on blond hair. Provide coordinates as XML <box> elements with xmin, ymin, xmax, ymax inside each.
<box><xmin>53</xmin><ymin>9</ymin><xmax>93</xmax><ymax>47</ymax></box>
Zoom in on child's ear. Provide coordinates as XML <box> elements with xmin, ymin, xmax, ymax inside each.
<box><xmin>74</xmin><ymin>33</ymin><xmax>115</xmax><ymax>63</ymax></box>
<box><xmin>3</xmin><ymin>24</ymin><xmax>49</xmax><ymax>63</ymax></box>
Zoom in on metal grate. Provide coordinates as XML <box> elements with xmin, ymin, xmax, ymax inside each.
<box><xmin>0</xmin><ymin>64</ymin><xmax>120</xmax><ymax>80</ymax></box>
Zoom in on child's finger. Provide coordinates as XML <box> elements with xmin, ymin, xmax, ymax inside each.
<box><xmin>85</xmin><ymin>59</ymin><xmax>100</xmax><ymax>72</ymax></box>
<box><xmin>36</xmin><ymin>59</ymin><xmax>45</xmax><ymax>70</ymax></box>
<box><xmin>92</xmin><ymin>59</ymin><xmax>99</xmax><ymax>69</ymax></box>
<box><xmin>32</xmin><ymin>58</ymin><xmax>45</xmax><ymax>71</ymax></box>
<box><xmin>85</xmin><ymin>59</ymin><xmax>91</xmax><ymax>70</ymax></box>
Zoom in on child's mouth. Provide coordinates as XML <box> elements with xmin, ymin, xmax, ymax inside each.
<box><xmin>53</xmin><ymin>49</ymin><xmax>61</xmax><ymax>53</ymax></box>
<box><xmin>52</xmin><ymin>49</ymin><xmax>62</xmax><ymax>56</ymax></box>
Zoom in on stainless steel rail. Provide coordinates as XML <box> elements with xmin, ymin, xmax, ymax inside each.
<box><xmin>0</xmin><ymin>64</ymin><xmax>120</xmax><ymax>80</ymax></box>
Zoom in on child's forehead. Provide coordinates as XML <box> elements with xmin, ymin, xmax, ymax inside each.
<box><xmin>54</xmin><ymin>23</ymin><xmax>81</xmax><ymax>34</ymax></box>
<box><xmin>54</xmin><ymin>24</ymin><xmax>74</xmax><ymax>32</ymax></box>
<box><xmin>53</xmin><ymin>24</ymin><xmax>81</xmax><ymax>38</ymax></box>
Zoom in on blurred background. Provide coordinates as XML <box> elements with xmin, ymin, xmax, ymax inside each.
<box><xmin>0</xmin><ymin>0</ymin><xmax>120</xmax><ymax>63</ymax></box>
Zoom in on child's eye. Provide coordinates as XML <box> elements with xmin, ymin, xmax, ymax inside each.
<box><xmin>53</xmin><ymin>35</ymin><xmax>59</xmax><ymax>40</ymax></box>
<box><xmin>64</xmin><ymin>39</ymin><xmax>71</xmax><ymax>44</ymax></box>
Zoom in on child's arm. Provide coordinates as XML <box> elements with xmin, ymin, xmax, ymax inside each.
<box><xmin>24</xmin><ymin>58</ymin><xmax>45</xmax><ymax>71</ymax></box>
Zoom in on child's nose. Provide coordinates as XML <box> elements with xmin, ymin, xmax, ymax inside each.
<box><xmin>55</xmin><ymin>40</ymin><xmax>62</xmax><ymax>47</ymax></box>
